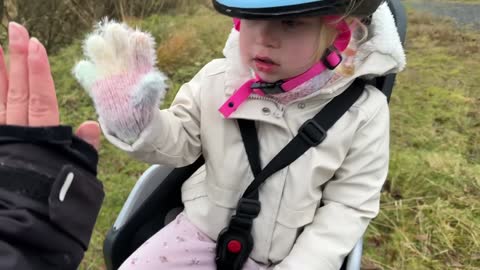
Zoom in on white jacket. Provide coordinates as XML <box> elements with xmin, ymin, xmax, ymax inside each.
<box><xmin>102</xmin><ymin>3</ymin><xmax>406</xmax><ymax>269</ymax></box>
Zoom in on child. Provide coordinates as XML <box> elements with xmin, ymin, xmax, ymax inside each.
<box><xmin>73</xmin><ymin>0</ymin><xmax>406</xmax><ymax>269</ymax></box>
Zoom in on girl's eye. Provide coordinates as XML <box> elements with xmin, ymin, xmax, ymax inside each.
<box><xmin>282</xmin><ymin>20</ymin><xmax>303</xmax><ymax>28</ymax></box>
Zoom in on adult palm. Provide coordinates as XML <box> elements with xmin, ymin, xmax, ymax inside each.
<box><xmin>0</xmin><ymin>22</ymin><xmax>101</xmax><ymax>150</ymax></box>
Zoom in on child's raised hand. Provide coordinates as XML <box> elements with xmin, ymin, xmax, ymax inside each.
<box><xmin>73</xmin><ymin>20</ymin><xmax>168</xmax><ymax>144</ymax></box>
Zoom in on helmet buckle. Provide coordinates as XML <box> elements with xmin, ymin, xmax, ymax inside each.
<box><xmin>322</xmin><ymin>46</ymin><xmax>343</xmax><ymax>70</ymax></box>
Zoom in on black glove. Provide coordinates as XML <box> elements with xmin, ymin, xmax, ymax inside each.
<box><xmin>0</xmin><ymin>125</ymin><xmax>104</xmax><ymax>270</ymax></box>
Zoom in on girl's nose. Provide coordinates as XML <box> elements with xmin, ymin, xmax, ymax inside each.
<box><xmin>255</xmin><ymin>21</ymin><xmax>280</xmax><ymax>48</ymax></box>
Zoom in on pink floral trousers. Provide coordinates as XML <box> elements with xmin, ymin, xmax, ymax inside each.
<box><xmin>119</xmin><ymin>212</ymin><xmax>268</xmax><ymax>270</ymax></box>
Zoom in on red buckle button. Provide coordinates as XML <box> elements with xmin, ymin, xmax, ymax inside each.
<box><xmin>227</xmin><ymin>240</ymin><xmax>242</xmax><ymax>254</ymax></box>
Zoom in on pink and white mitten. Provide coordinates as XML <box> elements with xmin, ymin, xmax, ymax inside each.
<box><xmin>73</xmin><ymin>20</ymin><xmax>168</xmax><ymax>144</ymax></box>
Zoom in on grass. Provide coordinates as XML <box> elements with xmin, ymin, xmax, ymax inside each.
<box><xmin>362</xmin><ymin>10</ymin><xmax>480</xmax><ymax>270</ymax></box>
<box><xmin>437</xmin><ymin>0</ymin><xmax>480</xmax><ymax>4</ymax></box>
<box><xmin>47</xmin><ymin>4</ymin><xmax>480</xmax><ymax>270</ymax></box>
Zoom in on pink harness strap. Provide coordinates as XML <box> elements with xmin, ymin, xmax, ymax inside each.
<box><xmin>219</xmin><ymin>79</ymin><xmax>256</xmax><ymax>117</ymax></box>
<box><xmin>282</xmin><ymin>62</ymin><xmax>324</xmax><ymax>91</ymax></box>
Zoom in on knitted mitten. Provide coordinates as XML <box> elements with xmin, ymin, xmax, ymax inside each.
<box><xmin>73</xmin><ymin>20</ymin><xmax>168</xmax><ymax>144</ymax></box>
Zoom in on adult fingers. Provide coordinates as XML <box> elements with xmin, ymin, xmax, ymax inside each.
<box><xmin>6</xmin><ymin>22</ymin><xmax>30</xmax><ymax>125</ymax></box>
<box><xmin>28</xmin><ymin>37</ymin><xmax>59</xmax><ymax>126</ymax></box>
<box><xmin>0</xmin><ymin>46</ymin><xmax>8</xmax><ymax>124</ymax></box>
<box><xmin>75</xmin><ymin>121</ymin><xmax>101</xmax><ymax>151</ymax></box>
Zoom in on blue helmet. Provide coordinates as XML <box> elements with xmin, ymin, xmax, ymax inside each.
<box><xmin>213</xmin><ymin>0</ymin><xmax>385</xmax><ymax>19</ymax></box>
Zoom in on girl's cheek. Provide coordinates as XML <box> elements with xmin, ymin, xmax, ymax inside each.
<box><xmin>290</xmin><ymin>41</ymin><xmax>316</xmax><ymax>60</ymax></box>
<box><xmin>238</xmin><ymin>39</ymin><xmax>251</xmax><ymax>66</ymax></box>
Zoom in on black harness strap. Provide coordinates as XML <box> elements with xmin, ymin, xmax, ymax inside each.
<box><xmin>238</xmin><ymin>119</ymin><xmax>262</xmax><ymax>177</ymax></box>
<box><xmin>243</xmin><ymin>79</ymin><xmax>365</xmax><ymax>199</ymax></box>
<box><xmin>215</xmin><ymin>79</ymin><xmax>366</xmax><ymax>270</ymax></box>
<box><xmin>215</xmin><ymin>122</ymin><xmax>262</xmax><ymax>270</ymax></box>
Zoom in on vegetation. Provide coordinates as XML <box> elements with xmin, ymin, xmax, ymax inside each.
<box><xmin>363</xmin><ymin>10</ymin><xmax>480</xmax><ymax>270</ymax></box>
<box><xmin>4</xmin><ymin>0</ymin><xmax>480</xmax><ymax>269</ymax></box>
<box><xmin>0</xmin><ymin>0</ymin><xmax>211</xmax><ymax>52</ymax></box>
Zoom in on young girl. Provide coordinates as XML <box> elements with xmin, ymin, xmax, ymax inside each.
<box><xmin>73</xmin><ymin>0</ymin><xmax>406</xmax><ymax>269</ymax></box>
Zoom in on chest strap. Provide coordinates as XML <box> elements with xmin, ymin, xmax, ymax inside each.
<box><xmin>215</xmin><ymin>79</ymin><xmax>366</xmax><ymax>270</ymax></box>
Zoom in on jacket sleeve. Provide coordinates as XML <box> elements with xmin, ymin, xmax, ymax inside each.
<box><xmin>274</xmin><ymin>99</ymin><xmax>390</xmax><ymax>270</ymax></box>
<box><xmin>0</xmin><ymin>125</ymin><xmax>104</xmax><ymax>270</ymax></box>
<box><xmin>100</xmin><ymin>64</ymin><xmax>208</xmax><ymax>167</ymax></box>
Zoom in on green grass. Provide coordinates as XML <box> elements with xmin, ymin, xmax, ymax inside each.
<box><xmin>437</xmin><ymin>0</ymin><xmax>480</xmax><ymax>4</ymax></box>
<box><xmin>363</xmin><ymin>10</ymin><xmax>480</xmax><ymax>270</ymax></box>
<box><xmin>48</xmin><ymin>5</ymin><xmax>480</xmax><ymax>270</ymax></box>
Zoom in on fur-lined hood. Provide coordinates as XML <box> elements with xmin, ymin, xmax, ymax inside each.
<box><xmin>221</xmin><ymin>2</ymin><xmax>406</xmax><ymax>97</ymax></box>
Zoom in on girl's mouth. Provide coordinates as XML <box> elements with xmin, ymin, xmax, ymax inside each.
<box><xmin>253</xmin><ymin>56</ymin><xmax>278</xmax><ymax>72</ymax></box>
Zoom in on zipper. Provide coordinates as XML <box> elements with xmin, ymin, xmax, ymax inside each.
<box><xmin>249</xmin><ymin>95</ymin><xmax>286</xmax><ymax>118</ymax></box>
<box><xmin>249</xmin><ymin>94</ymin><xmax>277</xmax><ymax>104</ymax></box>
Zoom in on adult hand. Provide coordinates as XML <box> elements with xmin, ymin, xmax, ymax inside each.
<box><xmin>0</xmin><ymin>22</ymin><xmax>101</xmax><ymax>150</ymax></box>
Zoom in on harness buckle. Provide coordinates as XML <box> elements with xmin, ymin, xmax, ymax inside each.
<box><xmin>299</xmin><ymin>119</ymin><xmax>327</xmax><ymax>147</ymax></box>
<box><xmin>215</xmin><ymin>198</ymin><xmax>261</xmax><ymax>270</ymax></box>
<box><xmin>236</xmin><ymin>198</ymin><xmax>261</xmax><ymax>217</ymax></box>
<box><xmin>216</xmin><ymin>225</ymin><xmax>254</xmax><ymax>270</ymax></box>
<box><xmin>251</xmin><ymin>81</ymin><xmax>285</xmax><ymax>95</ymax></box>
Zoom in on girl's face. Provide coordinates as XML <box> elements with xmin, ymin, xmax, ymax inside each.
<box><xmin>239</xmin><ymin>17</ymin><xmax>323</xmax><ymax>83</ymax></box>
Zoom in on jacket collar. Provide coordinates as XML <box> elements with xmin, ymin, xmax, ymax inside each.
<box><xmin>221</xmin><ymin>3</ymin><xmax>406</xmax><ymax>99</ymax></box>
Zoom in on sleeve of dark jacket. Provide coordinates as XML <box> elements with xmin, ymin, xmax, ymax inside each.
<box><xmin>0</xmin><ymin>125</ymin><xmax>104</xmax><ymax>270</ymax></box>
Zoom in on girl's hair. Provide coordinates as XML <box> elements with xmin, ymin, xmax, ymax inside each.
<box><xmin>313</xmin><ymin>15</ymin><xmax>369</xmax><ymax>76</ymax></box>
